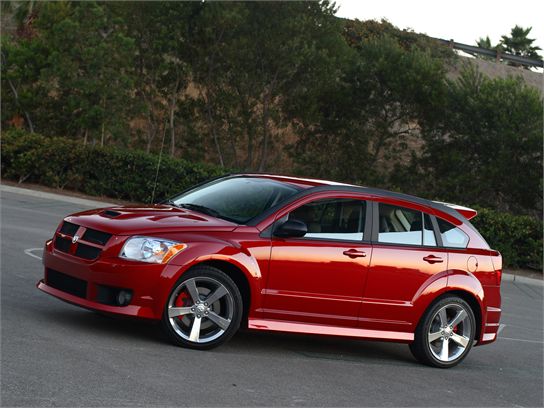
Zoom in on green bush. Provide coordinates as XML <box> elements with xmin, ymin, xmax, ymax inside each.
<box><xmin>1</xmin><ymin>130</ymin><xmax>225</xmax><ymax>203</ymax></box>
<box><xmin>2</xmin><ymin>131</ymin><xmax>541</xmax><ymax>270</ymax></box>
<box><xmin>472</xmin><ymin>208</ymin><xmax>543</xmax><ymax>270</ymax></box>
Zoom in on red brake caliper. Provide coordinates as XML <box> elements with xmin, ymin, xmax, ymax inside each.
<box><xmin>174</xmin><ymin>292</ymin><xmax>190</xmax><ymax>321</ymax></box>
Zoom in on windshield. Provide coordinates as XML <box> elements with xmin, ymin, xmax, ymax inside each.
<box><xmin>171</xmin><ymin>177</ymin><xmax>300</xmax><ymax>224</ymax></box>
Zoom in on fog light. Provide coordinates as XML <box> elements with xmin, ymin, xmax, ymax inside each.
<box><xmin>116</xmin><ymin>290</ymin><xmax>132</xmax><ymax>306</ymax></box>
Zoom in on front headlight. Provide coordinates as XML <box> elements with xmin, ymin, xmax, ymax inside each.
<box><xmin>120</xmin><ymin>236</ymin><xmax>187</xmax><ymax>264</ymax></box>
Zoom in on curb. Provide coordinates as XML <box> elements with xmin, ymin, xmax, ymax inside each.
<box><xmin>502</xmin><ymin>273</ymin><xmax>543</xmax><ymax>287</ymax></box>
<box><xmin>0</xmin><ymin>184</ymin><xmax>116</xmax><ymax>208</ymax></box>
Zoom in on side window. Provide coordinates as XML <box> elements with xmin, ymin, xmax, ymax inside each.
<box><xmin>437</xmin><ymin>218</ymin><xmax>469</xmax><ymax>248</ymax></box>
<box><xmin>423</xmin><ymin>213</ymin><xmax>437</xmax><ymax>246</ymax></box>
<box><xmin>378</xmin><ymin>203</ymin><xmax>423</xmax><ymax>245</ymax></box>
<box><xmin>288</xmin><ymin>198</ymin><xmax>366</xmax><ymax>241</ymax></box>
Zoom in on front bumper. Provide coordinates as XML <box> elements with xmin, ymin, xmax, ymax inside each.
<box><xmin>38</xmin><ymin>239</ymin><xmax>179</xmax><ymax>320</ymax></box>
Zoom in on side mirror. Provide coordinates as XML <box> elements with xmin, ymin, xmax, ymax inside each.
<box><xmin>274</xmin><ymin>219</ymin><xmax>307</xmax><ymax>238</ymax></box>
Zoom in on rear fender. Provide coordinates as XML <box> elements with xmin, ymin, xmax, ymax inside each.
<box><xmin>411</xmin><ymin>270</ymin><xmax>485</xmax><ymax>335</ymax></box>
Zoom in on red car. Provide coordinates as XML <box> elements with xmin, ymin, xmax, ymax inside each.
<box><xmin>38</xmin><ymin>174</ymin><xmax>502</xmax><ymax>368</ymax></box>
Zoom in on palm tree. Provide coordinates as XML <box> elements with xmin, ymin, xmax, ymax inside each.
<box><xmin>476</xmin><ymin>36</ymin><xmax>493</xmax><ymax>49</ymax></box>
<box><xmin>500</xmin><ymin>25</ymin><xmax>542</xmax><ymax>61</ymax></box>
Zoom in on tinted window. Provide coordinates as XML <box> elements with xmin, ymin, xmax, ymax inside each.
<box><xmin>437</xmin><ymin>218</ymin><xmax>469</xmax><ymax>248</ymax></box>
<box><xmin>378</xmin><ymin>204</ymin><xmax>423</xmax><ymax>245</ymax></box>
<box><xmin>173</xmin><ymin>177</ymin><xmax>299</xmax><ymax>224</ymax></box>
<box><xmin>288</xmin><ymin>199</ymin><xmax>366</xmax><ymax>241</ymax></box>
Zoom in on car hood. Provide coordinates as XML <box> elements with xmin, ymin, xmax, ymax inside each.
<box><xmin>64</xmin><ymin>205</ymin><xmax>238</xmax><ymax>236</ymax></box>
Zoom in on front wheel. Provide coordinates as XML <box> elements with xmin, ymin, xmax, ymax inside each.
<box><xmin>161</xmin><ymin>266</ymin><xmax>243</xmax><ymax>350</ymax></box>
<box><xmin>409</xmin><ymin>296</ymin><xmax>475</xmax><ymax>368</ymax></box>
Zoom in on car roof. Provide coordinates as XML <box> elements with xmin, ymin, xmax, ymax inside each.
<box><xmin>230</xmin><ymin>173</ymin><xmax>472</xmax><ymax>226</ymax></box>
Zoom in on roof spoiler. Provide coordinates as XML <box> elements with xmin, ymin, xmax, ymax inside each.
<box><xmin>433</xmin><ymin>201</ymin><xmax>478</xmax><ymax>220</ymax></box>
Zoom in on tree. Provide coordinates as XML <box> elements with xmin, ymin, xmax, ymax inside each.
<box><xmin>112</xmin><ymin>2</ymin><xmax>197</xmax><ymax>156</ymax></box>
<box><xmin>500</xmin><ymin>25</ymin><xmax>542</xmax><ymax>61</ymax></box>
<box><xmin>189</xmin><ymin>1</ymin><xmax>348</xmax><ymax>170</ymax></box>
<box><xmin>476</xmin><ymin>36</ymin><xmax>493</xmax><ymax>49</ymax></box>
<box><xmin>418</xmin><ymin>65</ymin><xmax>543</xmax><ymax>213</ymax></box>
<box><xmin>291</xmin><ymin>34</ymin><xmax>447</xmax><ymax>187</ymax></box>
<box><xmin>1</xmin><ymin>2</ymin><xmax>135</xmax><ymax>144</ymax></box>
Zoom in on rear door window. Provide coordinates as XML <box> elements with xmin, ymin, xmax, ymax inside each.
<box><xmin>377</xmin><ymin>204</ymin><xmax>438</xmax><ymax>246</ymax></box>
<box><xmin>378</xmin><ymin>204</ymin><xmax>423</xmax><ymax>245</ymax></box>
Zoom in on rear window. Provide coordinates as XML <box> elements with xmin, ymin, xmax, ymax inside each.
<box><xmin>436</xmin><ymin>218</ymin><xmax>469</xmax><ymax>248</ymax></box>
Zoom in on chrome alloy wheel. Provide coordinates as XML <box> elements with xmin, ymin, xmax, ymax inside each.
<box><xmin>428</xmin><ymin>303</ymin><xmax>473</xmax><ymax>362</ymax></box>
<box><xmin>167</xmin><ymin>277</ymin><xmax>234</xmax><ymax>344</ymax></box>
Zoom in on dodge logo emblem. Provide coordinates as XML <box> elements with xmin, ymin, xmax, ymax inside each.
<box><xmin>72</xmin><ymin>235</ymin><xmax>79</xmax><ymax>244</ymax></box>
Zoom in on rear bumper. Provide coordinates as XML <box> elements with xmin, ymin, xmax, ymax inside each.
<box><xmin>478</xmin><ymin>306</ymin><xmax>502</xmax><ymax>345</ymax></box>
<box><xmin>478</xmin><ymin>282</ymin><xmax>502</xmax><ymax>346</ymax></box>
<box><xmin>38</xmin><ymin>239</ymin><xmax>180</xmax><ymax>320</ymax></box>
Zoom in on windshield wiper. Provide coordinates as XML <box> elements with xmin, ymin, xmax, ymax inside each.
<box><xmin>177</xmin><ymin>203</ymin><xmax>222</xmax><ymax>218</ymax></box>
<box><xmin>163</xmin><ymin>199</ymin><xmax>180</xmax><ymax>208</ymax></box>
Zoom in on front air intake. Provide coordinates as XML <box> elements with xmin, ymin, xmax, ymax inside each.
<box><xmin>82</xmin><ymin>228</ymin><xmax>112</xmax><ymax>246</ymax></box>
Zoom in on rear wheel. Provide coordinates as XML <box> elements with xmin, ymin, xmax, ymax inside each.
<box><xmin>161</xmin><ymin>266</ymin><xmax>243</xmax><ymax>350</ymax></box>
<box><xmin>410</xmin><ymin>296</ymin><xmax>475</xmax><ymax>368</ymax></box>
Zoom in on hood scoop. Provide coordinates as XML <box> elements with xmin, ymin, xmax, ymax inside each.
<box><xmin>102</xmin><ymin>210</ymin><xmax>122</xmax><ymax>218</ymax></box>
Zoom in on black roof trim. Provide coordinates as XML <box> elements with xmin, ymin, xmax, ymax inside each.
<box><xmin>246</xmin><ymin>182</ymin><xmax>471</xmax><ymax>228</ymax></box>
<box><xmin>166</xmin><ymin>173</ymin><xmax>476</xmax><ymax>234</ymax></box>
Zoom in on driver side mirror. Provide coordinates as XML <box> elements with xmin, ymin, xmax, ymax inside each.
<box><xmin>274</xmin><ymin>219</ymin><xmax>307</xmax><ymax>238</ymax></box>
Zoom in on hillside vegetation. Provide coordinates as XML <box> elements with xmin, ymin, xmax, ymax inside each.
<box><xmin>1</xmin><ymin>2</ymin><xmax>542</xmax><ymax>269</ymax></box>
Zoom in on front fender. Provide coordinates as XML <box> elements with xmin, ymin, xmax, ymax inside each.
<box><xmin>152</xmin><ymin>240</ymin><xmax>263</xmax><ymax>319</ymax></box>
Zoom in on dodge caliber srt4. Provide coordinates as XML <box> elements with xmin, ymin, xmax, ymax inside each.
<box><xmin>38</xmin><ymin>174</ymin><xmax>502</xmax><ymax>368</ymax></box>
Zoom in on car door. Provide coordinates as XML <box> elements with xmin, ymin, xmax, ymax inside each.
<box><xmin>262</xmin><ymin>196</ymin><xmax>372</xmax><ymax>328</ymax></box>
<box><xmin>360</xmin><ymin>200</ymin><xmax>449</xmax><ymax>332</ymax></box>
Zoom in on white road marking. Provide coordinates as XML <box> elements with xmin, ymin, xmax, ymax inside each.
<box><xmin>498</xmin><ymin>324</ymin><xmax>506</xmax><ymax>334</ymax></box>
<box><xmin>499</xmin><ymin>337</ymin><xmax>543</xmax><ymax>344</ymax></box>
<box><xmin>24</xmin><ymin>248</ymin><xmax>43</xmax><ymax>261</ymax></box>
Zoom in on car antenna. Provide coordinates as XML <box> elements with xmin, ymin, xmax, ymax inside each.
<box><xmin>151</xmin><ymin>121</ymin><xmax>168</xmax><ymax>204</ymax></box>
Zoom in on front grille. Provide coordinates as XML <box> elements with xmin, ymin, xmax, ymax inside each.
<box><xmin>46</xmin><ymin>269</ymin><xmax>87</xmax><ymax>299</ymax></box>
<box><xmin>54</xmin><ymin>221</ymin><xmax>110</xmax><ymax>261</ymax></box>
<box><xmin>54</xmin><ymin>236</ymin><xmax>71</xmax><ymax>253</ymax></box>
<box><xmin>82</xmin><ymin>228</ymin><xmax>111</xmax><ymax>246</ymax></box>
<box><xmin>75</xmin><ymin>243</ymin><xmax>101</xmax><ymax>260</ymax></box>
<box><xmin>60</xmin><ymin>221</ymin><xmax>79</xmax><ymax>236</ymax></box>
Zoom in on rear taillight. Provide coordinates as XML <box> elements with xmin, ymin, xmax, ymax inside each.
<box><xmin>490</xmin><ymin>252</ymin><xmax>503</xmax><ymax>285</ymax></box>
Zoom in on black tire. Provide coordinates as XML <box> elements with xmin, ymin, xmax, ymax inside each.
<box><xmin>161</xmin><ymin>265</ymin><xmax>243</xmax><ymax>350</ymax></box>
<box><xmin>409</xmin><ymin>295</ymin><xmax>476</xmax><ymax>368</ymax></box>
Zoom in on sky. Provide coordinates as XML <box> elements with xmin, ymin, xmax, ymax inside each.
<box><xmin>334</xmin><ymin>0</ymin><xmax>544</xmax><ymax>57</ymax></box>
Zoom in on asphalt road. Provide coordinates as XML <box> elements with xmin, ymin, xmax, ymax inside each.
<box><xmin>1</xmin><ymin>187</ymin><xmax>543</xmax><ymax>407</ymax></box>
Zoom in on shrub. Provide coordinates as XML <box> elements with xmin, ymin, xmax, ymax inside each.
<box><xmin>1</xmin><ymin>130</ymin><xmax>225</xmax><ymax>203</ymax></box>
<box><xmin>472</xmin><ymin>208</ymin><xmax>543</xmax><ymax>270</ymax></box>
<box><xmin>2</xmin><ymin>131</ymin><xmax>541</xmax><ymax>270</ymax></box>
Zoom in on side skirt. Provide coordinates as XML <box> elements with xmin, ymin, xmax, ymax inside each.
<box><xmin>248</xmin><ymin>318</ymin><xmax>414</xmax><ymax>343</ymax></box>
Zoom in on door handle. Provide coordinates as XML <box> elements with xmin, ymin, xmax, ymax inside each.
<box><xmin>423</xmin><ymin>255</ymin><xmax>443</xmax><ymax>264</ymax></box>
<box><xmin>343</xmin><ymin>249</ymin><xmax>367</xmax><ymax>258</ymax></box>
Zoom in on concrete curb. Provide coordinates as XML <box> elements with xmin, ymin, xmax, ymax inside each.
<box><xmin>502</xmin><ymin>273</ymin><xmax>543</xmax><ymax>287</ymax></box>
<box><xmin>1</xmin><ymin>184</ymin><xmax>116</xmax><ymax>208</ymax></box>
